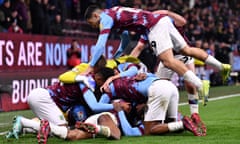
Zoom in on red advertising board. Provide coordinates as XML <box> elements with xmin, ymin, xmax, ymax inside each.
<box><xmin>0</xmin><ymin>33</ymin><xmax>119</xmax><ymax>111</ymax></box>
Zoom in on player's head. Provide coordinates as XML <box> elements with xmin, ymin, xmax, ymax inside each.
<box><xmin>68</xmin><ymin>105</ymin><xmax>88</xmax><ymax>126</ymax></box>
<box><xmin>94</xmin><ymin>67</ymin><xmax>114</xmax><ymax>87</ymax></box>
<box><xmin>84</xmin><ymin>5</ymin><xmax>101</xmax><ymax>28</ymax></box>
<box><xmin>94</xmin><ymin>55</ymin><xmax>107</xmax><ymax>73</ymax></box>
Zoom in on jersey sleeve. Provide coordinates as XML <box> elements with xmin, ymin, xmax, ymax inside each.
<box><xmin>89</xmin><ymin>13</ymin><xmax>114</xmax><ymax>66</ymax></box>
<box><xmin>119</xmin><ymin>63</ymin><xmax>139</xmax><ymax>77</ymax></box>
<box><xmin>99</xmin><ymin>93</ymin><xmax>111</xmax><ymax>103</ymax></box>
<box><xmin>79</xmin><ymin>83</ymin><xmax>114</xmax><ymax>112</ymax></box>
<box><xmin>113</xmin><ymin>30</ymin><xmax>130</xmax><ymax>58</ymax></box>
<box><xmin>118</xmin><ymin>111</ymin><xmax>143</xmax><ymax>136</ymax></box>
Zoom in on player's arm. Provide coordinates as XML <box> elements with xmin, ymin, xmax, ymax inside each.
<box><xmin>101</xmin><ymin>63</ymin><xmax>138</xmax><ymax>91</ymax></box>
<box><xmin>58</xmin><ymin>63</ymin><xmax>89</xmax><ymax>83</ymax></box>
<box><xmin>113</xmin><ymin>30</ymin><xmax>130</xmax><ymax>58</ymax></box>
<box><xmin>119</xmin><ymin>63</ymin><xmax>139</xmax><ymax>77</ymax></box>
<box><xmin>153</xmin><ymin>10</ymin><xmax>187</xmax><ymax>27</ymax></box>
<box><xmin>80</xmin><ymin>83</ymin><xmax>115</xmax><ymax>112</ymax></box>
<box><xmin>130</xmin><ymin>35</ymin><xmax>147</xmax><ymax>57</ymax></box>
<box><xmin>118</xmin><ymin>110</ymin><xmax>143</xmax><ymax>136</ymax></box>
<box><xmin>87</xmin><ymin>13</ymin><xmax>114</xmax><ymax>74</ymax></box>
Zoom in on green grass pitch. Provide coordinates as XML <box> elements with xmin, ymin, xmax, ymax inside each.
<box><xmin>0</xmin><ymin>85</ymin><xmax>240</xmax><ymax>144</ymax></box>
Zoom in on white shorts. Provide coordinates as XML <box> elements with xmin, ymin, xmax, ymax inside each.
<box><xmin>155</xmin><ymin>55</ymin><xmax>194</xmax><ymax>79</ymax></box>
<box><xmin>144</xmin><ymin>80</ymin><xmax>179</xmax><ymax>121</ymax></box>
<box><xmin>85</xmin><ymin>112</ymin><xmax>118</xmax><ymax>126</ymax></box>
<box><xmin>27</xmin><ymin>88</ymin><xmax>67</xmax><ymax>125</ymax></box>
<box><xmin>148</xmin><ymin>16</ymin><xmax>187</xmax><ymax>56</ymax></box>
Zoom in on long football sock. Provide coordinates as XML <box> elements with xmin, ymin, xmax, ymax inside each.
<box><xmin>49</xmin><ymin>123</ymin><xmax>68</xmax><ymax>139</ymax></box>
<box><xmin>183</xmin><ymin>70</ymin><xmax>202</xmax><ymax>90</ymax></box>
<box><xmin>188</xmin><ymin>93</ymin><xmax>199</xmax><ymax>114</ymax></box>
<box><xmin>21</xmin><ymin>117</ymin><xmax>40</xmax><ymax>132</ymax></box>
<box><xmin>205</xmin><ymin>55</ymin><xmax>222</xmax><ymax>70</ymax></box>
<box><xmin>168</xmin><ymin>121</ymin><xmax>184</xmax><ymax>132</ymax></box>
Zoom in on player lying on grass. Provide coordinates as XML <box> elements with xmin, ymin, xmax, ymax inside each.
<box><xmin>99</xmin><ymin>67</ymin><xmax>205</xmax><ymax>136</ymax></box>
<box><xmin>6</xmin><ymin>111</ymin><xmax>120</xmax><ymax>143</ymax></box>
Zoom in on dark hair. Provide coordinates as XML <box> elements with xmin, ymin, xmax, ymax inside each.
<box><xmin>96</xmin><ymin>67</ymin><xmax>115</xmax><ymax>81</ymax></box>
<box><xmin>84</xmin><ymin>5</ymin><xmax>100</xmax><ymax>20</ymax></box>
<box><xmin>95</xmin><ymin>55</ymin><xmax>107</xmax><ymax>69</ymax></box>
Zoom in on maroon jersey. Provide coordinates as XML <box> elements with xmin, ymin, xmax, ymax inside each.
<box><xmin>47</xmin><ymin>82</ymin><xmax>90</xmax><ymax>113</ymax></box>
<box><xmin>104</xmin><ymin>6</ymin><xmax>166</xmax><ymax>34</ymax></box>
<box><xmin>109</xmin><ymin>77</ymin><xmax>147</xmax><ymax>104</ymax></box>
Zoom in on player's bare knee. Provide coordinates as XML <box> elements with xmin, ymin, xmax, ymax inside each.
<box><xmin>162</xmin><ymin>59</ymin><xmax>175</xmax><ymax>69</ymax></box>
<box><xmin>98</xmin><ymin>114</ymin><xmax>111</xmax><ymax>124</ymax></box>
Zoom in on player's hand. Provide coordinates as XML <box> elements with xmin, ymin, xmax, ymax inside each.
<box><xmin>134</xmin><ymin>73</ymin><xmax>147</xmax><ymax>81</ymax></box>
<box><xmin>113</xmin><ymin>102</ymin><xmax>122</xmax><ymax>112</ymax></box>
<box><xmin>100</xmin><ymin>85</ymin><xmax>110</xmax><ymax>93</ymax></box>
<box><xmin>100</xmin><ymin>77</ymin><xmax>113</xmax><ymax>93</ymax></box>
<box><xmin>120</xmin><ymin>101</ymin><xmax>131</xmax><ymax>113</ymax></box>
<box><xmin>136</xmin><ymin>103</ymin><xmax>146</xmax><ymax>113</ymax></box>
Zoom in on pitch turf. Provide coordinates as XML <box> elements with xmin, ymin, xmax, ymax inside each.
<box><xmin>0</xmin><ymin>85</ymin><xmax>240</xmax><ymax>144</ymax></box>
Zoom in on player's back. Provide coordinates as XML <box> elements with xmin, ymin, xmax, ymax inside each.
<box><xmin>47</xmin><ymin>82</ymin><xmax>85</xmax><ymax>112</ymax></box>
<box><xmin>105</xmin><ymin>6</ymin><xmax>166</xmax><ymax>34</ymax></box>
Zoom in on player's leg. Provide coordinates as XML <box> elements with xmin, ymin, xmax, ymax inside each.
<box><xmin>84</xmin><ymin>112</ymin><xmax>121</xmax><ymax>140</ymax></box>
<box><xmin>145</xmin><ymin>80</ymin><xmax>202</xmax><ymax>136</ymax></box>
<box><xmin>185</xmin><ymin>62</ymin><xmax>207</xmax><ymax>136</ymax></box>
<box><xmin>185</xmin><ymin>62</ymin><xmax>199</xmax><ymax>114</ymax></box>
<box><xmin>66</xmin><ymin>128</ymin><xmax>92</xmax><ymax>140</ymax></box>
<box><xmin>6</xmin><ymin>115</ymin><xmax>68</xmax><ymax>142</ymax></box>
<box><xmin>27</xmin><ymin>88</ymin><xmax>67</xmax><ymax>126</ymax></box>
<box><xmin>6</xmin><ymin>116</ymin><xmax>40</xmax><ymax>139</ymax></box>
<box><xmin>144</xmin><ymin>80</ymin><xmax>171</xmax><ymax>135</ymax></box>
<box><xmin>180</xmin><ymin>46</ymin><xmax>231</xmax><ymax>83</ymax></box>
<box><xmin>37</xmin><ymin>119</ymin><xmax>93</xmax><ymax>143</ymax></box>
<box><xmin>97</xmin><ymin>113</ymin><xmax>121</xmax><ymax>140</ymax></box>
<box><xmin>148</xmin><ymin>17</ymin><xmax>203</xmax><ymax>91</ymax></box>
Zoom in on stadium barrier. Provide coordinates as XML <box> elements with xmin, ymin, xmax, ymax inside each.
<box><xmin>0</xmin><ymin>33</ymin><xmax>119</xmax><ymax>112</ymax></box>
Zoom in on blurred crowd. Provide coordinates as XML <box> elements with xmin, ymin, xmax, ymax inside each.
<box><xmin>0</xmin><ymin>0</ymin><xmax>239</xmax><ymax>62</ymax></box>
<box><xmin>0</xmin><ymin>0</ymin><xmax>239</xmax><ymax>85</ymax></box>
<box><xmin>0</xmin><ymin>0</ymin><xmax>239</xmax><ymax>43</ymax></box>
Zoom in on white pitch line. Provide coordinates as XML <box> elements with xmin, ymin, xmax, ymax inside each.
<box><xmin>0</xmin><ymin>131</ymin><xmax>8</xmax><ymax>136</ymax></box>
<box><xmin>0</xmin><ymin>93</ymin><xmax>240</xmax><ymax>136</ymax></box>
<box><xmin>179</xmin><ymin>93</ymin><xmax>240</xmax><ymax>106</ymax></box>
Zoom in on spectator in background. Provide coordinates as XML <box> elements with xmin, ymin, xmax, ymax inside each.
<box><xmin>29</xmin><ymin>0</ymin><xmax>45</xmax><ymax>34</ymax></box>
<box><xmin>72</xmin><ymin>0</ymin><xmax>81</xmax><ymax>19</ymax></box>
<box><xmin>145</xmin><ymin>0</ymin><xmax>160</xmax><ymax>11</ymax></box>
<box><xmin>0</xmin><ymin>0</ymin><xmax>3</xmax><ymax>5</ymax></box>
<box><xmin>0</xmin><ymin>8</ymin><xmax>5</xmax><ymax>32</ymax></box>
<box><xmin>67</xmin><ymin>39</ymin><xmax>81</xmax><ymax>69</ymax></box>
<box><xmin>42</xmin><ymin>0</ymin><xmax>51</xmax><ymax>35</ymax></box>
<box><xmin>50</xmin><ymin>12</ymin><xmax>64</xmax><ymax>36</ymax></box>
<box><xmin>215</xmin><ymin>42</ymin><xmax>232</xmax><ymax>64</ymax></box>
<box><xmin>105</xmin><ymin>0</ymin><xmax>118</xmax><ymax>8</ymax></box>
<box><xmin>0</xmin><ymin>0</ymin><xmax>17</xmax><ymax>31</ymax></box>
<box><xmin>8</xmin><ymin>19</ymin><xmax>23</xmax><ymax>33</ymax></box>
<box><xmin>118</xmin><ymin>0</ymin><xmax>132</xmax><ymax>7</ymax></box>
<box><xmin>133</xmin><ymin>0</ymin><xmax>145</xmax><ymax>9</ymax></box>
<box><xmin>12</xmin><ymin>0</ymin><xmax>29</xmax><ymax>33</ymax></box>
<box><xmin>57</xmin><ymin>0</ymin><xmax>67</xmax><ymax>22</ymax></box>
<box><xmin>47</xmin><ymin>0</ymin><xmax>58</xmax><ymax>22</ymax></box>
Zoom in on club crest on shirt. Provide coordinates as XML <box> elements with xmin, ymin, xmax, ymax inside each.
<box><xmin>77</xmin><ymin>111</ymin><xmax>84</xmax><ymax>120</ymax></box>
